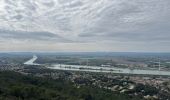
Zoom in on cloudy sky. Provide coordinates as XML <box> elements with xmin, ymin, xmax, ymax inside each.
<box><xmin>0</xmin><ymin>0</ymin><xmax>170</xmax><ymax>52</ymax></box>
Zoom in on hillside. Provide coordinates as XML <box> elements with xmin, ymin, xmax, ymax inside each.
<box><xmin>0</xmin><ymin>71</ymin><xmax>143</xmax><ymax>100</ymax></box>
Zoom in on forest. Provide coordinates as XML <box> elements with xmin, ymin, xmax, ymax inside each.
<box><xmin>0</xmin><ymin>71</ymin><xmax>143</xmax><ymax>100</ymax></box>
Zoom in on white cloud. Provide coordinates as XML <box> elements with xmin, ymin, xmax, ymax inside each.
<box><xmin>0</xmin><ymin>0</ymin><xmax>170</xmax><ymax>51</ymax></box>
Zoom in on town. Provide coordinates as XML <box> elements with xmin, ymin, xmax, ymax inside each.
<box><xmin>1</xmin><ymin>52</ymin><xmax>170</xmax><ymax>100</ymax></box>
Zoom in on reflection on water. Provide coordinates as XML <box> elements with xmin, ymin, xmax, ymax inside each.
<box><xmin>47</xmin><ymin>64</ymin><xmax>170</xmax><ymax>76</ymax></box>
<box><xmin>24</xmin><ymin>55</ymin><xmax>40</xmax><ymax>65</ymax></box>
<box><xmin>24</xmin><ymin>56</ymin><xmax>170</xmax><ymax>76</ymax></box>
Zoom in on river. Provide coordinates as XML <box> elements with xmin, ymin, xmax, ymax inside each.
<box><xmin>47</xmin><ymin>64</ymin><xmax>170</xmax><ymax>76</ymax></box>
<box><xmin>24</xmin><ymin>55</ymin><xmax>40</xmax><ymax>65</ymax></box>
<box><xmin>24</xmin><ymin>56</ymin><xmax>170</xmax><ymax>76</ymax></box>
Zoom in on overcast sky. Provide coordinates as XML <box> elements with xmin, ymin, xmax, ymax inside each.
<box><xmin>0</xmin><ymin>0</ymin><xmax>170</xmax><ymax>52</ymax></box>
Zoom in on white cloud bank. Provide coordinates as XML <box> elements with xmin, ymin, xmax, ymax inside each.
<box><xmin>0</xmin><ymin>0</ymin><xmax>170</xmax><ymax>52</ymax></box>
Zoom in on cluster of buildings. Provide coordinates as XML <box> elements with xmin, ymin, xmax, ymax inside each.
<box><xmin>0</xmin><ymin>64</ymin><xmax>24</xmax><ymax>71</ymax></box>
<box><xmin>35</xmin><ymin>71</ymin><xmax>170</xmax><ymax>100</ymax></box>
<box><xmin>0</xmin><ymin>57</ymin><xmax>170</xmax><ymax>100</ymax></box>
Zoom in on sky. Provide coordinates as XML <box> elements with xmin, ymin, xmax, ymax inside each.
<box><xmin>0</xmin><ymin>0</ymin><xmax>170</xmax><ymax>52</ymax></box>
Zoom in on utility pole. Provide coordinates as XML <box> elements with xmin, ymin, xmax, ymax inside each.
<box><xmin>158</xmin><ymin>60</ymin><xmax>161</xmax><ymax>71</ymax></box>
<box><xmin>86</xmin><ymin>59</ymin><xmax>89</xmax><ymax>66</ymax></box>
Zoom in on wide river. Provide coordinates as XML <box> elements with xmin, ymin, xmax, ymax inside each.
<box><xmin>24</xmin><ymin>55</ymin><xmax>40</xmax><ymax>65</ymax></box>
<box><xmin>48</xmin><ymin>64</ymin><xmax>170</xmax><ymax>76</ymax></box>
<box><xmin>25</xmin><ymin>56</ymin><xmax>170</xmax><ymax>76</ymax></box>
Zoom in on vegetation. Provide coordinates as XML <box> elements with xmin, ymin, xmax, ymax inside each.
<box><xmin>0</xmin><ymin>71</ymin><xmax>143</xmax><ymax>100</ymax></box>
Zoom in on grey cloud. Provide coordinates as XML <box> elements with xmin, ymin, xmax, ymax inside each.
<box><xmin>0</xmin><ymin>30</ymin><xmax>71</xmax><ymax>42</ymax></box>
<box><xmin>77</xmin><ymin>0</ymin><xmax>170</xmax><ymax>43</ymax></box>
<box><xmin>0</xmin><ymin>0</ymin><xmax>170</xmax><ymax>51</ymax></box>
<box><xmin>11</xmin><ymin>14</ymin><xmax>23</xmax><ymax>20</ymax></box>
<box><xmin>64</xmin><ymin>1</ymin><xmax>83</xmax><ymax>8</ymax></box>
